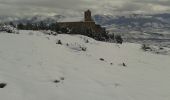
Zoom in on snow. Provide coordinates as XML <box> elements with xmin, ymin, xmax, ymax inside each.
<box><xmin>0</xmin><ymin>31</ymin><xmax>170</xmax><ymax>100</ymax></box>
<box><xmin>0</xmin><ymin>25</ymin><xmax>19</xmax><ymax>34</ymax></box>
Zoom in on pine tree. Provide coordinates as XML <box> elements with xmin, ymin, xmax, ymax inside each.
<box><xmin>17</xmin><ymin>23</ymin><xmax>24</xmax><ymax>30</ymax></box>
<box><xmin>115</xmin><ymin>35</ymin><xmax>123</xmax><ymax>44</ymax></box>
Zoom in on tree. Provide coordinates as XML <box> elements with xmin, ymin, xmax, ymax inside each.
<box><xmin>109</xmin><ymin>33</ymin><xmax>115</xmax><ymax>40</ymax></box>
<box><xmin>115</xmin><ymin>35</ymin><xmax>123</xmax><ymax>44</ymax></box>
<box><xmin>60</xmin><ymin>27</ymin><xmax>69</xmax><ymax>33</ymax></box>
<box><xmin>17</xmin><ymin>23</ymin><xmax>24</xmax><ymax>30</ymax></box>
<box><xmin>25</xmin><ymin>23</ymin><xmax>33</xmax><ymax>30</ymax></box>
<box><xmin>49</xmin><ymin>23</ymin><xmax>60</xmax><ymax>32</ymax></box>
<box><xmin>39</xmin><ymin>21</ymin><xmax>46</xmax><ymax>30</ymax></box>
<box><xmin>9</xmin><ymin>22</ymin><xmax>15</xmax><ymax>28</ymax></box>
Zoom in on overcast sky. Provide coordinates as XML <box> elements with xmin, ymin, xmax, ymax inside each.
<box><xmin>0</xmin><ymin>0</ymin><xmax>170</xmax><ymax>16</ymax></box>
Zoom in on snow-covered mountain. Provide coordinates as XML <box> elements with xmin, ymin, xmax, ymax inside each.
<box><xmin>93</xmin><ymin>13</ymin><xmax>170</xmax><ymax>39</ymax></box>
<box><xmin>0</xmin><ymin>16</ymin><xmax>20</xmax><ymax>23</ymax></box>
<box><xmin>0</xmin><ymin>15</ymin><xmax>65</xmax><ymax>24</ymax></box>
<box><xmin>0</xmin><ymin>30</ymin><xmax>170</xmax><ymax>100</ymax></box>
<box><xmin>93</xmin><ymin>13</ymin><xmax>170</xmax><ymax>28</ymax></box>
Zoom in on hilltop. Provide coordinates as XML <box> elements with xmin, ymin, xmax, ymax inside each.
<box><xmin>0</xmin><ymin>31</ymin><xmax>170</xmax><ymax>100</ymax></box>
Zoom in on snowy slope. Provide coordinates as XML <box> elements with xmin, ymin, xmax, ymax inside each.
<box><xmin>0</xmin><ymin>31</ymin><xmax>170</xmax><ymax>100</ymax></box>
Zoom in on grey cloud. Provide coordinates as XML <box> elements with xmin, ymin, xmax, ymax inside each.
<box><xmin>133</xmin><ymin>0</ymin><xmax>170</xmax><ymax>6</ymax></box>
<box><xmin>0</xmin><ymin>0</ymin><xmax>170</xmax><ymax>16</ymax></box>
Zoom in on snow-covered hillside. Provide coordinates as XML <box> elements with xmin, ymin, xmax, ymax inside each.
<box><xmin>0</xmin><ymin>31</ymin><xmax>170</xmax><ymax>100</ymax></box>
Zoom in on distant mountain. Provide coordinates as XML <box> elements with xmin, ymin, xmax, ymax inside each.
<box><xmin>93</xmin><ymin>13</ymin><xmax>170</xmax><ymax>29</ymax></box>
<box><xmin>93</xmin><ymin>13</ymin><xmax>170</xmax><ymax>39</ymax></box>
<box><xmin>0</xmin><ymin>16</ymin><xmax>20</xmax><ymax>23</ymax></box>
<box><xmin>0</xmin><ymin>15</ymin><xmax>65</xmax><ymax>24</ymax></box>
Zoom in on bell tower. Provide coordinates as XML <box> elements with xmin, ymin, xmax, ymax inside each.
<box><xmin>84</xmin><ymin>10</ymin><xmax>93</xmax><ymax>22</ymax></box>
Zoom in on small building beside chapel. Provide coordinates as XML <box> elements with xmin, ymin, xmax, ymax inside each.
<box><xmin>58</xmin><ymin>10</ymin><xmax>106</xmax><ymax>35</ymax></box>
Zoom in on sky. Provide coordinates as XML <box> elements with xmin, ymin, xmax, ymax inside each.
<box><xmin>0</xmin><ymin>0</ymin><xmax>170</xmax><ymax>16</ymax></box>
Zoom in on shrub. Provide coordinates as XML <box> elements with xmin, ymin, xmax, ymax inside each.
<box><xmin>60</xmin><ymin>77</ymin><xmax>65</xmax><ymax>80</ymax></box>
<box><xmin>159</xmin><ymin>47</ymin><xmax>164</xmax><ymax>50</ymax></box>
<box><xmin>0</xmin><ymin>25</ymin><xmax>19</xmax><ymax>34</ymax></box>
<box><xmin>53</xmin><ymin>80</ymin><xmax>60</xmax><ymax>83</ymax></box>
<box><xmin>122</xmin><ymin>63</ymin><xmax>126</xmax><ymax>67</ymax></box>
<box><xmin>108</xmin><ymin>33</ymin><xmax>115</xmax><ymax>42</ymax></box>
<box><xmin>56</xmin><ymin>40</ymin><xmax>62</xmax><ymax>45</ymax></box>
<box><xmin>85</xmin><ymin>39</ymin><xmax>89</xmax><ymax>43</ymax></box>
<box><xmin>141</xmin><ymin>44</ymin><xmax>151</xmax><ymax>51</ymax></box>
<box><xmin>66</xmin><ymin>43</ymin><xmax>69</xmax><ymax>46</ymax></box>
<box><xmin>81</xmin><ymin>47</ymin><xmax>87</xmax><ymax>51</ymax></box>
<box><xmin>99</xmin><ymin>58</ymin><xmax>105</xmax><ymax>61</ymax></box>
<box><xmin>115</xmin><ymin>35</ymin><xmax>123</xmax><ymax>44</ymax></box>
<box><xmin>0</xmin><ymin>83</ymin><xmax>7</xmax><ymax>88</ymax></box>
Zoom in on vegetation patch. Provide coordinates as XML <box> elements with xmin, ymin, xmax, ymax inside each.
<box><xmin>0</xmin><ymin>83</ymin><xmax>7</xmax><ymax>88</ymax></box>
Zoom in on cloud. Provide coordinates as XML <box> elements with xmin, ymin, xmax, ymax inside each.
<box><xmin>0</xmin><ymin>0</ymin><xmax>170</xmax><ymax>16</ymax></box>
